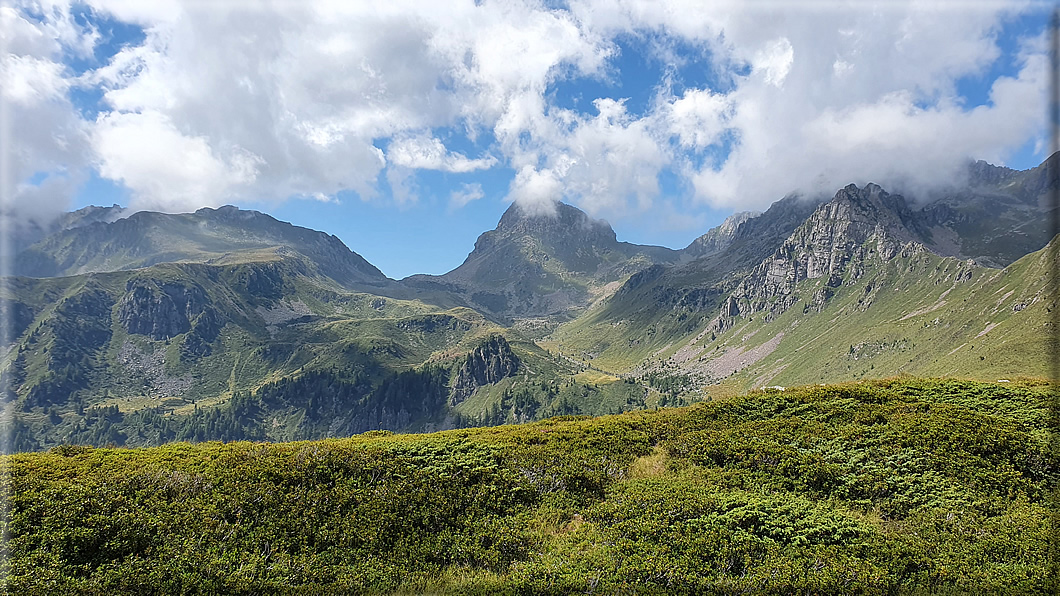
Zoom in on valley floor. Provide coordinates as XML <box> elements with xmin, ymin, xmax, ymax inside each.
<box><xmin>3</xmin><ymin>377</ymin><xmax>1056</xmax><ymax>594</ymax></box>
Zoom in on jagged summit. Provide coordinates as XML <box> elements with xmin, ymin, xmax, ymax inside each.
<box><xmin>462</xmin><ymin>201</ymin><xmax>621</xmax><ymax>273</ymax></box>
<box><xmin>824</xmin><ymin>183</ymin><xmax>926</xmax><ymax>243</ymax></box>
<box><xmin>401</xmin><ymin>200</ymin><xmax>679</xmax><ymax>320</ymax></box>
<box><xmin>966</xmin><ymin>160</ymin><xmax>1018</xmax><ymax>187</ymax></box>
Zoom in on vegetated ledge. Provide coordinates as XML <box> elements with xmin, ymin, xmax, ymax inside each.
<box><xmin>4</xmin><ymin>377</ymin><xmax>1055</xmax><ymax>594</ymax></box>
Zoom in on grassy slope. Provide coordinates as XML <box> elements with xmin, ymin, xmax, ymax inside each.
<box><xmin>549</xmin><ymin>237</ymin><xmax>1055</xmax><ymax>392</ymax></box>
<box><xmin>0</xmin><ymin>259</ymin><xmax>521</xmax><ymax>449</ymax></box>
<box><xmin>2</xmin><ymin>255</ymin><xmax>662</xmax><ymax>450</ymax></box>
<box><xmin>4</xmin><ymin>378</ymin><xmax>1054</xmax><ymax>594</ymax></box>
<box><xmin>706</xmin><ymin>241</ymin><xmax>1053</xmax><ymax>389</ymax></box>
<box><xmin>2</xmin><ymin>260</ymin><xmax>466</xmax><ymax>404</ymax></box>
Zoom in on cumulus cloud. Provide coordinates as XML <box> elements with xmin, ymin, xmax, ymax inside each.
<box><xmin>388</xmin><ymin>135</ymin><xmax>496</xmax><ymax>173</ymax></box>
<box><xmin>92</xmin><ymin>111</ymin><xmax>262</xmax><ymax>212</ymax></box>
<box><xmin>678</xmin><ymin>4</ymin><xmax>1048</xmax><ymax>208</ymax></box>
<box><xmin>509</xmin><ymin>166</ymin><xmax>562</xmax><ymax>216</ymax></box>
<box><xmin>518</xmin><ymin>97</ymin><xmax>667</xmax><ymax>218</ymax></box>
<box><xmin>2</xmin><ymin>0</ymin><xmax>1050</xmax><ymax>228</ymax></box>
<box><xmin>450</xmin><ymin>183</ymin><xmax>485</xmax><ymax>209</ymax></box>
<box><xmin>1</xmin><ymin>3</ymin><xmax>94</xmax><ymax>230</ymax></box>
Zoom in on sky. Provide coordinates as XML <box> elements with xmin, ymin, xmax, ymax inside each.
<box><xmin>0</xmin><ymin>0</ymin><xmax>1052</xmax><ymax>279</ymax></box>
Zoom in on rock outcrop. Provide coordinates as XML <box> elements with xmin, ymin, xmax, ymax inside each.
<box><xmin>450</xmin><ymin>335</ymin><xmax>521</xmax><ymax>405</ymax></box>
<box><xmin>719</xmin><ymin>183</ymin><xmax>930</xmax><ymax>326</ymax></box>
<box><xmin>118</xmin><ymin>280</ymin><xmax>216</xmax><ymax>341</ymax></box>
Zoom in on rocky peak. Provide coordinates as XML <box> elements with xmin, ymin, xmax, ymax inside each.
<box><xmin>11</xmin><ymin>204</ymin><xmax>128</xmax><ymax>253</ymax></box>
<box><xmin>966</xmin><ymin>160</ymin><xmax>1018</xmax><ymax>187</ymax></box>
<box><xmin>59</xmin><ymin>204</ymin><xmax>128</xmax><ymax>229</ymax></box>
<box><xmin>716</xmin><ymin>183</ymin><xmax>928</xmax><ymax>329</ymax></box>
<box><xmin>818</xmin><ymin>183</ymin><xmax>924</xmax><ymax>245</ymax></box>
<box><xmin>483</xmin><ymin>201</ymin><xmax>619</xmax><ymax>253</ymax></box>
<box><xmin>446</xmin><ymin>201</ymin><xmax>624</xmax><ymax>283</ymax></box>
<box><xmin>423</xmin><ymin>200</ymin><xmax>679</xmax><ymax>319</ymax></box>
<box><xmin>684</xmin><ymin>211</ymin><xmax>758</xmax><ymax>258</ymax></box>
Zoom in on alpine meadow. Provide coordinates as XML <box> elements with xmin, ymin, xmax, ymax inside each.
<box><xmin>1</xmin><ymin>1</ymin><xmax>1058</xmax><ymax>594</ymax></box>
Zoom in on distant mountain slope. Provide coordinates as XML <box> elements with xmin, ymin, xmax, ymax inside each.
<box><xmin>560</xmin><ymin>180</ymin><xmax>1055</xmax><ymax>391</ymax></box>
<box><xmin>405</xmin><ymin>201</ymin><xmax>681</xmax><ymax>321</ymax></box>
<box><xmin>548</xmin><ymin>193</ymin><xmax>824</xmax><ymax>368</ymax></box>
<box><xmin>676</xmin><ymin>230</ymin><xmax>1056</xmax><ymax>389</ymax></box>
<box><xmin>917</xmin><ymin>155</ymin><xmax>1058</xmax><ymax>267</ymax></box>
<box><xmin>683</xmin><ymin>210</ymin><xmax>758</xmax><ymax>258</ymax></box>
<box><xmin>0</xmin><ymin>251</ymin><xmax>631</xmax><ymax>450</ymax></box>
<box><xmin>14</xmin><ymin>205</ymin><xmax>388</xmax><ymax>289</ymax></box>
<box><xmin>10</xmin><ymin>204</ymin><xmax>128</xmax><ymax>253</ymax></box>
<box><xmin>1</xmin><ymin>250</ymin><xmax>649</xmax><ymax>452</ymax></box>
<box><xmin>3</xmin><ymin>154</ymin><xmax>1054</xmax><ymax>453</ymax></box>
<box><xmin>548</xmin><ymin>154</ymin><xmax>1057</xmax><ymax>377</ymax></box>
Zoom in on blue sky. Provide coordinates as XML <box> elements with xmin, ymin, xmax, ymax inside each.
<box><xmin>4</xmin><ymin>1</ymin><xmax>1052</xmax><ymax>279</ymax></box>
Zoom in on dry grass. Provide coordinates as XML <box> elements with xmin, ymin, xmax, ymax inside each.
<box><xmin>629</xmin><ymin>445</ymin><xmax>669</xmax><ymax>479</ymax></box>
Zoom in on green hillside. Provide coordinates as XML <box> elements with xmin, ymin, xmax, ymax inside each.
<box><xmin>548</xmin><ymin>194</ymin><xmax>1057</xmax><ymax>395</ymax></box>
<box><xmin>3</xmin><ymin>165</ymin><xmax>1056</xmax><ymax>455</ymax></box>
<box><xmin>0</xmin><ymin>252</ymin><xmax>658</xmax><ymax>451</ymax></box>
<box><xmin>656</xmin><ymin>234</ymin><xmax>1057</xmax><ymax>393</ymax></box>
<box><xmin>4</xmin><ymin>378</ymin><xmax>1054</xmax><ymax>593</ymax></box>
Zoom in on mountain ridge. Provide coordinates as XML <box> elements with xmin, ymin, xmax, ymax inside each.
<box><xmin>13</xmin><ymin>205</ymin><xmax>389</xmax><ymax>289</ymax></box>
<box><xmin>2</xmin><ymin>154</ymin><xmax>1056</xmax><ymax>452</ymax></box>
<box><xmin>404</xmin><ymin>201</ymin><xmax>683</xmax><ymax>322</ymax></box>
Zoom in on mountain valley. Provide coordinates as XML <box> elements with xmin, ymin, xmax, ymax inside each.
<box><xmin>2</xmin><ymin>155</ymin><xmax>1056</xmax><ymax>452</ymax></box>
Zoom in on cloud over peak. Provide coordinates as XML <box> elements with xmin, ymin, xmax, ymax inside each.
<box><xmin>2</xmin><ymin>0</ymin><xmax>1049</xmax><ymax>228</ymax></box>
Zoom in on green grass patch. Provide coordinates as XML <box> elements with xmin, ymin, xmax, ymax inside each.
<box><xmin>5</xmin><ymin>378</ymin><xmax>1054</xmax><ymax>593</ymax></box>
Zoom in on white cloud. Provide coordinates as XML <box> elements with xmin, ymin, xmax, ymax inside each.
<box><xmin>450</xmin><ymin>183</ymin><xmax>485</xmax><ymax>209</ymax></box>
<box><xmin>667</xmin><ymin>88</ymin><xmax>731</xmax><ymax>150</ymax></box>
<box><xmin>1</xmin><ymin>54</ymin><xmax>69</xmax><ymax>105</ymax></box>
<box><xmin>92</xmin><ymin>111</ymin><xmax>261</xmax><ymax>212</ymax></box>
<box><xmin>1</xmin><ymin>2</ymin><xmax>96</xmax><ymax>229</ymax></box>
<box><xmin>677</xmin><ymin>3</ymin><xmax>1048</xmax><ymax>209</ymax></box>
<box><xmin>542</xmin><ymin>98</ymin><xmax>667</xmax><ymax>217</ymax></box>
<box><xmin>753</xmin><ymin>38</ymin><xmax>794</xmax><ymax>87</ymax></box>
<box><xmin>388</xmin><ymin>135</ymin><xmax>496</xmax><ymax>173</ymax></box>
<box><xmin>509</xmin><ymin>166</ymin><xmax>561</xmax><ymax>216</ymax></box>
<box><xmin>3</xmin><ymin>0</ymin><xmax>1050</xmax><ymax>230</ymax></box>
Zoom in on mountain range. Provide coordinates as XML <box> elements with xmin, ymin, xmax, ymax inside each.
<box><xmin>1</xmin><ymin>155</ymin><xmax>1056</xmax><ymax>452</ymax></box>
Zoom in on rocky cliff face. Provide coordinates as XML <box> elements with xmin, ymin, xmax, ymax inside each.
<box><xmin>966</xmin><ymin>160</ymin><xmax>1018</xmax><ymax>187</ymax></box>
<box><xmin>607</xmin><ymin>195</ymin><xmax>822</xmax><ymax>320</ymax></box>
<box><xmin>718</xmin><ymin>184</ymin><xmax>933</xmax><ymax>328</ymax></box>
<box><xmin>118</xmin><ymin>280</ymin><xmax>215</xmax><ymax>341</ymax></box>
<box><xmin>450</xmin><ymin>335</ymin><xmax>520</xmax><ymax>405</ymax></box>
<box><xmin>912</xmin><ymin>154</ymin><xmax>1058</xmax><ymax>267</ymax></box>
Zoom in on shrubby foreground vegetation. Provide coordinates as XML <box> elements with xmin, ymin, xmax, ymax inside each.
<box><xmin>3</xmin><ymin>378</ymin><xmax>1057</xmax><ymax>594</ymax></box>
